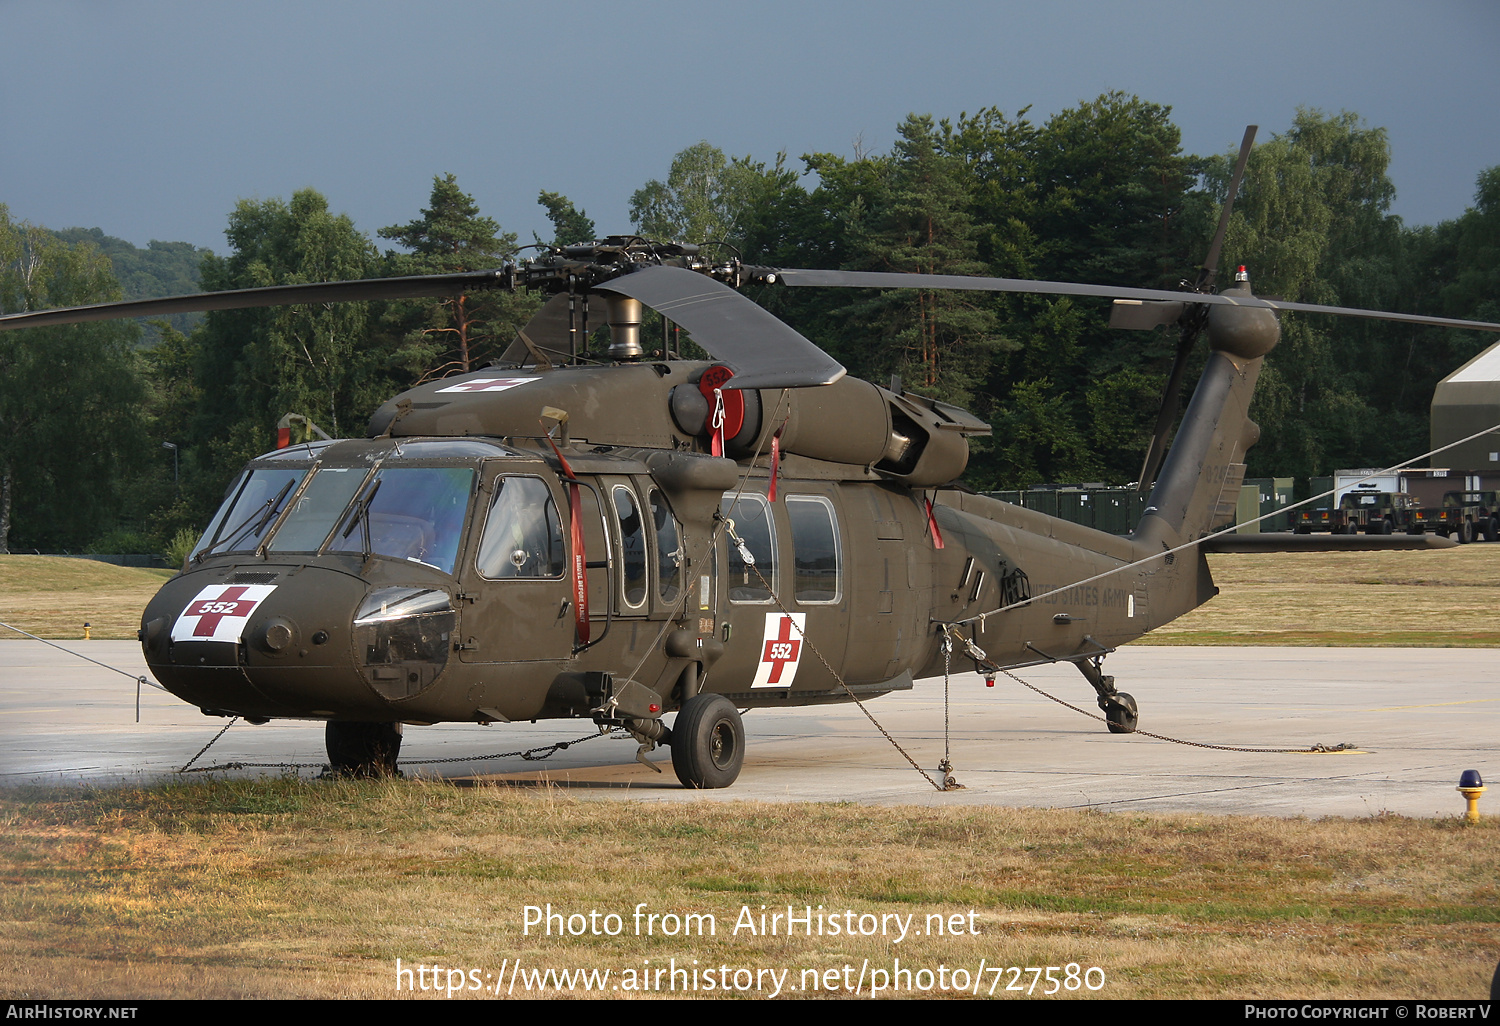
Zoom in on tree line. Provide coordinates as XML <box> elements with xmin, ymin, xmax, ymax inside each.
<box><xmin>2</xmin><ymin>93</ymin><xmax>1497</xmax><ymax>556</ymax></box>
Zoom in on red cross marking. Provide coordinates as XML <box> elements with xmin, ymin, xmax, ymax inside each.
<box><xmin>439</xmin><ymin>377</ymin><xmax>532</xmax><ymax>392</ymax></box>
<box><xmin>760</xmin><ymin>615</ymin><xmax>802</xmax><ymax>684</ymax></box>
<box><xmin>185</xmin><ymin>586</ymin><xmax>259</xmax><ymax>637</ymax></box>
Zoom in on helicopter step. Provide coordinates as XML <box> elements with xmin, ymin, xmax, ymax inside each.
<box><xmin>584</xmin><ymin>671</ymin><xmax>673</xmax><ymax>775</ymax></box>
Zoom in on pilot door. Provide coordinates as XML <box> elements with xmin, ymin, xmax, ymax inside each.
<box><xmin>456</xmin><ymin>467</ymin><xmax>572</xmax><ymax>663</ymax></box>
<box><xmin>713</xmin><ymin>487</ymin><xmax>848</xmax><ymax>698</ymax></box>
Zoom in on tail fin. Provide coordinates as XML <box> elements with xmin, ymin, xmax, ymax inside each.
<box><xmin>1131</xmin><ymin>283</ymin><xmax>1279</xmax><ymax>551</ymax></box>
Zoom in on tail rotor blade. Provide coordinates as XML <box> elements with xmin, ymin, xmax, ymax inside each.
<box><xmin>1110</xmin><ymin>299</ymin><xmax>1184</xmax><ymax>331</ymax></box>
<box><xmin>1197</xmin><ymin>125</ymin><xmax>1257</xmax><ymax>291</ymax></box>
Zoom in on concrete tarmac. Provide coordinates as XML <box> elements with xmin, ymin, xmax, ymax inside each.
<box><xmin>1</xmin><ymin>641</ymin><xmax>1494</xmax><ymax>818</ymax></box>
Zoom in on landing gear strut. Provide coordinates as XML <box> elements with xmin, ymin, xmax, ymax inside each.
<box><xmin>326</xmin><ymin>721</ymin><xmax>403</xmax><ymax>777</ymax></box>
<box><xmin>1075</xmin><ymin>658</ymin><xmax>1138</xmax><ymax>734</ymax></box>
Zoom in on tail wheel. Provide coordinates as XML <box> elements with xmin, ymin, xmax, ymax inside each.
<box><xmin>670</xmin><ymin>694</ymin><xmax>745</xmax><ymax>789</ymax></box>
<box><xmin>326</xmin><ymin>721</ymin><xmax>403</xmax><ymax>778</ymax></box>
<box><xmin>1103</xmin><ymin>692</ymin><xmax>1139</xmax><ymax>734</ymax></box>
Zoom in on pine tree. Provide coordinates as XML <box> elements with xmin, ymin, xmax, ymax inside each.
<box><xmin>379</xmin><ymin>174</ymin><xmax>535</xmax><ymax>379</ymax></box>
<box><xmin>840</xmin><ymin>115</ymin><xmax>1009</xmax><ymax>410</ymax></box>
<box><xmin>1218</xmin><ymin>110</ymin><xmax>1405</xmax><ymax>477</ymax></box>
<box><xmin>537</xmin><ymin>191</ymin><xmax>595</xmax><ymax>247</ymax></box>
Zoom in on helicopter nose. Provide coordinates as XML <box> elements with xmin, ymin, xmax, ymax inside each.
<box><xmin>142</xmin><ymin>566</ymin><xmax>381</xmax><ymax>720</ymax></box>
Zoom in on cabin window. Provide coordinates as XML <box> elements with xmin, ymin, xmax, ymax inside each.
<box><xmin>787</xmin><ymin>495</ymin><xmax>841</xmax><ymax>604</ymax></box>
<box><xmin>612</xmin><ymin>485</ymin><xmax>648</xmax><ymax>609</ymax></box>
<box><xmin>650</xmin><ymin>489</ymin><xmax>683</xmax><ymax>604</ymax></box>
<box><xmin>475</xmin><ymin>476</ymin><xmax>565</xmax><ymax>580</ymax></box>
<box><xmin>721</xmin><ymin>491</ymin><xmax>776</xmax><ymax>603</ymax></box>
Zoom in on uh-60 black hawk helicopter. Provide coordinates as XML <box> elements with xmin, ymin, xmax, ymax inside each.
<box><xmin>8</xmin><ymin>139</ymin><xmax>1500</xmax><ymax>788</ymax></box>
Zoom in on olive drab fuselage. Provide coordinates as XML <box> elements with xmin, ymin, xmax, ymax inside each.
<box><xmin>138</xmin><ymin>358</ymin><xmax>1211</xmax><ymax>730</ymax></box>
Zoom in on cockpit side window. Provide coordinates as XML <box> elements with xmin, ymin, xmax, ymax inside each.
<box><xmin>475</xmin><ymin>476</ymin><xmax>566</xmax><ymax>579</ymax></box>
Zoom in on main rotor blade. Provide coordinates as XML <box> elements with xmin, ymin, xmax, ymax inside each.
<box><xmin>773</xmin><ymin>269</ymin><xmax>1500</xmax><ymax>333</ymax></box>
<box><xmin>593</xmin><ymin>266</ymin><xmax>845</xmax><ymax>388</ymax></box>
<box><xmin>0</xmin><ymin>270</ymin><xmax>509</xmax><ymax>333</ymax></box>
<box><xmin>774</xmin><ymin>267</ymin><xmax>1212</xmax><ymax>303</ymax></box>
<box><xmin>1197</xmin><ymin>125</ymin><xmax>1257</xmax><ymax>290</ymax></box>
<box><xmin>1252</xmin><ymin>298</ymin><xmax>1500</xmax><ymax>333</ymax></box>
<box><xmin>9</xmin><ymin>259</ymin><xmax>1499</xmax><ymax>344</ymax></box>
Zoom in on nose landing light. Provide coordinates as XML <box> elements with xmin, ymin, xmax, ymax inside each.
<box><xmin>353</xmin><ymin>587</ymin><xmax>455</xmax><ymax>701</ymax></box>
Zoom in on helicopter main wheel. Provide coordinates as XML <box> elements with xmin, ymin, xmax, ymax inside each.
<box><xmin>1103</xmin><ymin>692</ymin><xmax>1139</xmax><ymax>734</ymax></box>
<box><xmin>325</xmin><ymin>721</ymin><xmax>403</xmax><ymax>778</ymax></box>
<box><xmin>670</xmin><ymin>694</ymin><xmax>744</xmax><ymax>789</ymax></box>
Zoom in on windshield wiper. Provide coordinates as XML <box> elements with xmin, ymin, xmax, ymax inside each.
<box><xmin>340</xmin><ymin>477</ymin><xmax>383</xmax><ymax>560</ymax></box>
<box><xmin>197</xmin><ymin>480</ymin><xmax>295</xmax><ymax>562</ymax></box>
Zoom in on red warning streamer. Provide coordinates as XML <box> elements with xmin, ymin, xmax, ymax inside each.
<box><xmin>567</xmin><ymin>479</ymin><xmax>589</xmax><ymax>644</ymax></box>
<box><xmin>925</xmin><ymin>495</ymin><xmax>945</xmax><ymax>550</ymax></box>
<box><xmin>710</xmin><ymin>388</ymin><xmax>726</xmax><ymax>457</ymax></box>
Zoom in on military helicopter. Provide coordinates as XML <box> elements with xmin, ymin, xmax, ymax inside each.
<box><xmin>7</xmin><ymin>145</ymin><xmax>1500</xmax><ymax>788</ymax></box>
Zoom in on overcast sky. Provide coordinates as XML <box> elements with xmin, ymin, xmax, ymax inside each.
<box><xmin>4</xmin><ymin>0</ymin><xmax>1497</xmax><ymax>260</ymax></box>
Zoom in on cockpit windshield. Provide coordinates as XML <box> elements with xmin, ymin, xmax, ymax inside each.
<box><xmin>266</xmin><ymin>467</ymin><xmax>370</xmax><ymax>554</ymax></box>
<box><xmin>194</xmin><ymin>451</ymin><xmax>479</xmax><ymax>575</ymax></box>
<box><xmin>325</xmin><ymin>466</ymin><xmax>474</xmax><ymax>572</ymax></box>
<box><xmin>192</xmin><ymin>467</ymin><xmax>306</xmax><ymax>559</ymax></box>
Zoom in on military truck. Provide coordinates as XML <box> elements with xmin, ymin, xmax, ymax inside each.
<box><xmin>1294</xmin><ymin>491</ymin><xmax>1416</xmax><ymax>534</ymax></box>
<box><xmin>1409</xmin><ymin>490</ymin><xmax>1499</xmax><ymax>542</ymax></box>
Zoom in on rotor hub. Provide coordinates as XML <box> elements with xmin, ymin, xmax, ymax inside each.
<box><xmin>1207</xmin><ymin>277</ymin><xmax>1281</xmax><ymax>361</ymax></box>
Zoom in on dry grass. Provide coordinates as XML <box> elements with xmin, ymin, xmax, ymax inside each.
<box><xmin>0</xmin><ymin>555</ymin><xmax>174</xmax><ymax>641</ymax></box>
<box><xmin>0</xmin><ymin>780</ymin><xmax>1496</xmax><ymax>1000</ymax></box>
<box><xmin>10</xmin><ymin>547</ymin><xmax>1500</xmax><ymax>646</ymax></box>
<box><xmin>1141</xmin><ymin>546</ymin><xmax>1500</xmax><ymax>646</ymax></box>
